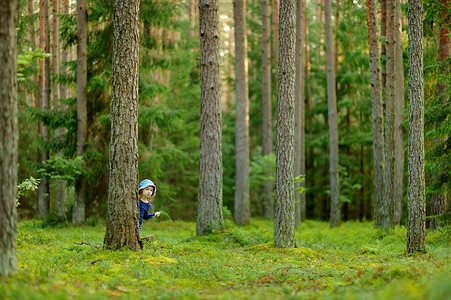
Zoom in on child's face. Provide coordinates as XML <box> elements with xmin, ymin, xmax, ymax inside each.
<box><xmin>141</xmin><ymin>186</ymin><xmax>154</xmax><ymax>198</ymax></box>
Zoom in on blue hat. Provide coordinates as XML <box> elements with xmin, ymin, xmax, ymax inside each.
<box><xmin>138</xmin><ymin>179</ymin><xmax>157</xmax><ymax>196</ymax></box>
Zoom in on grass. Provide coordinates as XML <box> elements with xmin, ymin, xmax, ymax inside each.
<box><xmin>1</xmin><ymin>218</ymin><xmax>450</xmax><ymax>299</ymax></box>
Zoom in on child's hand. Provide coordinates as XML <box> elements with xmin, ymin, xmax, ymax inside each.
<box><xmin>155</xmin><ymin>211</ymin><xmax>161</xmax><ymax>217</ymax></box>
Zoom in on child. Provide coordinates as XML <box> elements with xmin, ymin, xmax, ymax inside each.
<box><xmin>138</xmin><ymin>179</ymin><xmax>161</xmax><ymax>233</ymax></box>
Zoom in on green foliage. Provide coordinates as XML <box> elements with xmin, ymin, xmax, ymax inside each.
<box><xmin>16</xmin><ymin>177</ymin><xmax>40</xmax><ymax>207</ymax></box>
<box><xmin>17</xmin><ymin>49</ymin><xmax>51</xmax><ymax>81</ymax></box>
<box><xmin>2</xmin><ymin>220</ymin><xmax>449</xmax><ymax>299</ymax></box>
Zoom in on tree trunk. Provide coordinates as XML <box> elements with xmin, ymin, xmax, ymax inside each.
<box><xmin>294</xmin><ymin>0</ymin><xmax>306</xmax><ymax>227</ymax></box>
<box><xmin>56</xmin><ymin>0</ymin><xmax>71</xmax><ymax>217</ymax></box>
<box><xmin>73</xmin><ymin>0</ymin><xmax>87</xmax><ymax>223</ymax></box>
<box><xmin>383</xmin><ymin>0</ymin><xmax>396</xmax><ymax>231</ymax></box>
<box><xmin>325</xmin><ymin>0</ymin><xmax>340</xmax><ymax>228</ymax></box>
<box><xmin>430</xmin><ymin>0</ymin><xmax>450</xmax><ymax>230</ymax></box>
<box><xmin>52</xmin><ymin>0</ymin><xmax>66</xmax><ymax>218</ymax></box>
<box><xmin>0</xmin><ymin>0</ymin><xmax>18</xmax><ymax>277</ymax></box>
<box><xmin>394</xmin><ymin>0</ymin><xmax>405</xmax><ymax>225</ymax></box>
<box><xmin>104</xmin><ymin>0</ymin><xmax>141</xmax><ymax>251</ymax></box>
<box><xmin>37</xmin><ymin>0</ymin><xmax>45</xmax><ymax>218</ymax></box>
<box><xmin>43</xmin><ymin>0</ymin><xmax>51</xmax><ymax>217</ymax></box>
<box><xmin>406</xmin><ymin>0</ymin><xmax>426</xmax><ymax>253</ymax></box>
<box><xmin>334</xmin><ymin>0</ymin><xmax>339</xmax><ymax>76</ymax></box>
<box><xmin>233</xmin><ymin>0</ymin><xmax>250</xmax><ymax>226</ymax></box>
<box><xmin>305</xmin><ymin>11</ymin><xmax>313</xmax><ymax>207</ymax></box>
<box><xmin>197</xmin><ymin>0</ymin><xmax>224</xmax><ymax>236</ymax></box>
<box><xmin>274</xmin><ymin>0</ymin><xmax>296</xmax><ymax>248</ymax></box>
<box><xmin>366</xmin><ymin>0</ymin><xmax>385</xmax><ymax>228</ymax></box>
<box><xmin>272</xmin><ymin>0</ymin><xmax>280</xmax><ymax>72</ymax></box>
<box><xmin>28</xmin><ymin>0</ymin><xmax>36</xmax><ymax>107</ymax></box>
<box><xmin>262</xmin><ymin>0</ymin><xmax>274</xmax><ymax>219</ymax></box>
<box><xmin>381</xmin><ymin>0</ymin><xmax>387</xmax><ymax>89</ymax></box>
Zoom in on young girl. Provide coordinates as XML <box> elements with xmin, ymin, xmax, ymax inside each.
<box><xmin>138</xmin><ymin>179</ymin><xmax>161</xmax><ymax>233</ymax></box>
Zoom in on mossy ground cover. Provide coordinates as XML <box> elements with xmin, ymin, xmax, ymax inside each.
<box><xmin>1</xmin><ymin>219</ymin><xmax>450</xmax><ymax>299</ymax></box>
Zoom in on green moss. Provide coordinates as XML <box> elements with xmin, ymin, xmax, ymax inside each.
<box><xmin>1</xmin><ymin>219</ymin><xmax>449</xmax><ymax>300</ymax></box>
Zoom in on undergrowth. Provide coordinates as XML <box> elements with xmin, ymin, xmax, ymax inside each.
<box><xmin>1</xmin><ymin>219</ymin><xmax>450</xmax><ymax>299</ymax></box>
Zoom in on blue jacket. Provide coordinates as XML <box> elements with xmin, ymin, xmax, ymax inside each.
<box><xmin>139</xmin><ymin>200</ymin><xmax>156</xmax><ymax>229</ymax></box>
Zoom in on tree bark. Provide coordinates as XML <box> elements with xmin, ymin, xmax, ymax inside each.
<box><xmin>272</xmin><ymin>0</ymin><xmax>280</xmax><ymax>72</ymax></box>
<box><xmin>406</xmin><ymin>0</ymin><xmax>426</xmax><ymax>253</ymax></box>
<box><xmin>73</xmin><ymin>0</ymin><xmax>87</xmax><ymax>223</ymax></box>
<box><xmin>381</xmin><ymin>0</ymin><xmax>387</xmax><ymax>88</ymax></box>
<box><xmin>383</xmin><ymin>0</ymin><xmax>396</xmax><ymax>231</ymax></box>
<box><xmin>197</xmin><ymin>0</ymin><xmax>224</xmax><ymax>236</ymax></box>
<box><xmin>0</xmin><ymin>0</ymin><xmax>18</xmax><ymax>277</ymax></box>
<box><xmin>104</xmin><ymin>0</ymin><xmax>141</xmax><ymax>251</ymax></box>
<box><xmin>325</xmin><ymin>0</ymin><xmax>340</xmax><ymax>228</ymax></box>
<box><xmin>366</xmin><ymin>0</ymin><xmax>385</xmax><ymax>228</ymax></box>
<box><xmin>37</xmin><ymin>0</ymin><xmax>45</xmax><ymax>218</ymax></box>
<box><xmin>56</xmin><ymin>0</ymin><xmax>71</xmax><ymax>217</ymax></box>
<box><xmin>262</xmin><ymin>0</ymin><xmax>274</xmax><ymax>219</ymax></box>
<box><xmin>233</xmin><ymin>0</ymin><xmax>250</xmax><ymax>226</ymax></box>
<box><xmin>294</xmin><ymin>0</ymin><xmax>306</xmax><ymax>227</ymax></box>
<box><xmin>394</xmin><ymin>0</ymin><xmax>405</xmax><ymax>225</ymax></box>
<box><xmin>43</xmin><ymin>0</ymin><xmax>52</xmax><ymax>217</ymax></box>
<box><xmin>28</xmin><ymin>0</ymin><xmax>36</xmax><ymax>107</ymax></box>
<box><xmin>274</xmin><ymin>0</ymin><xmax>296</xmax><ymax>248</ymax></box>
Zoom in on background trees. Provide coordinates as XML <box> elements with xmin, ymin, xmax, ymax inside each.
<box><xmin>10</xmin><ymin>0</ymin><xmax>449</xmax><ymax>241</ymax></box>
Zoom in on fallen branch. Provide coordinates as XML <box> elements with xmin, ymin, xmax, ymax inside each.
<box><xmin>74</xmin><ymin>241</ymin><xmax>101</xmax><ymax>249</ymax></box>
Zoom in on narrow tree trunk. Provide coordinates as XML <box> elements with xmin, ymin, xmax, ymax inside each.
<box><xmin>383</xmin><ymin>0</ymin><xmax>396</xmax><ymax>231</ymax></box>
<box><xmin>197</xmin><ymin>0</ymin><xmax>224</xmax><ymax>236</ymax></box>
<box><xmin>272</xmin><ymin>0</ymin><xmax>280</xmax><ymax>71</ymax></box>
<box><xmin>305</xmin><ymin>12</ymin><xmax>313</xmax><ymax>207</ymax></box>
<box><xmin>381</xmin><ymin>0</ymin><xmax>387</xmax><ymax>89</ymax></box>
<box><xmin>104</xmin><ymin>0</ymin><xmax>141</xmax><ymax>251</ymax></box>
<box><xmin>274</xmin><ymin>0</ymin><xmax>296</xmax><ymax>248</ymax></box>
<box><xmin>430</xmin><ymin>0</ymin><xmax>450</xmax><ymax>230</ymax></box>
<box><xmin>37</xmin><ymin>0</ymin><xmax>46</xmax><ymax>218</ymax></box>
<box><xmin>394</xmin><ymin>0</ymin><xmax>405</xmax><ymax>225</ymax></box>
<box><xmin>303</xmin><ymin>1</ymin><xmax>310</xmax><ymax>223</ymax></box>
<box><xmin>52</xmin><ymin>0</ymin><xmax>67</xmax><ymax>218</ymax></box>
<box><xmin>73</xmin><ymin>0</ymin><xmax>87</xmax><ymax>223</ymax></box>
<box><xmin>0</xmin><ymin>0</ymin><xmax>18</xmax><ymax>277</ymax></box>
<box><xmin>56</xmin><ymin>0</ymin><xmax>71</xmax><ymax>217</ymax></box>
<box><xmin>334</xmin><ymin>0</ymin><xmax>339</xmax><ymax>75</ymax></box>
<box><xmin>406</xmin><ymin>0</ymin><xmax>426</xmax><ymax>253</ymax></box>
<box><xmin>43</xmin><ymin>0</ymin><xmax>51</xmax><ymax>216</ymax></box>
<box><xmin>325</xmin><ymin>0</ymin><xmax>340</xmax><ymax>228</ymax></box>
<box><xmin>294</xmin><ymin>0</ymin><xmax>306</xmax><ymax>227</ymax></box>
<box><xmin>262</xmin><ymin>0</ymin><xmax>274</xmax><ymax>219</ymax></box>
<box><xmin>28</xmin><ymin>0</ymin><xmax>36</xmax><ymax>107</ymax></box>
<box><xmin>366</xmin><ymin>0</ymin><xmax>385</xmax><ymax>228</ymax></box>
<box><xmin>233</xmin><ymin>0</ymin><xmax>250</xmax><ymax>226</ymax></box>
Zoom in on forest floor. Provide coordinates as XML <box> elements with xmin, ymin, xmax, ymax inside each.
<box><xmin>1</xmin><ymin>218</ymin><xmax>450</xmax><ymax>299</ymax></box>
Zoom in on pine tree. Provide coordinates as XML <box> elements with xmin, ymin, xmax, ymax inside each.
<box><xmin>0</xmin><ymin>0</ymin><xmax>19</xmax><ymax>277</ymax></box>
<box><xmin>261</xmin><ymin>0</ymin><xmax>274</xmax><ymax>219</ymax></box>
<box><xmin>325</xmin><ymin>0</ymin><xmax>341</xmax><ymax>227</ymax></box>
<box><xmin>104</xmin><ymin>0</ymin><xmax>141</xmax><ymax>250</ymax></box>
<box><xmin>274</xmin><ymin>0</ymin><xmax>296</xmax><ymax>248</ymax></box>
<box><xmin>406</xmin><ymin>0</ymin><xmax>426</xmax><ymax>253</ymax></box>
<box><xmin>197</xmin><ymin>0</ymin><xmax>224</xmax><ymax>235</ymax></box>
<box><xmin>366</xmin><ymin>0</ymin><xmax>385</xmax><ymax>228</ymax></box>
<box><xmin>295</xmin><ymin>0</ymin><xmax>306</xmax><ymax>226</ymax></box>
<box><xmin>233</xmin><ymin>0</ymin><xmax>250</xmax><ymax>226</ymax></box>
<box><xmin>73</xmin><ymin>0</ymin><xmax>87</xmax><ymax>223</ymax></box>
<box><xmin>383</xmin><ymin>0</ymin><xmax>396</xmax><ymax>231</ymax></box>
